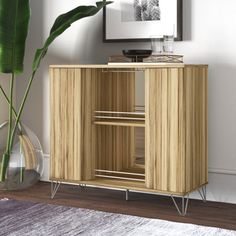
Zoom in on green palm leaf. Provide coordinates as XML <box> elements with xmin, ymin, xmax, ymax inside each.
<box><xmin>32</xmin><ymin>0</ymin><xmax>112</xmax><ymax>72</ymax></box>
<box><xmin>0</xmin><ymin>0</ymin><xmax>30</xmax><ymax>74</ymax></box>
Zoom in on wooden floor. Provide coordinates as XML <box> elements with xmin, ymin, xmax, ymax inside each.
<box><xmin>1</xmin><ymin>181</ymin><xmax>236</xmax><ymax>231</ymax></box>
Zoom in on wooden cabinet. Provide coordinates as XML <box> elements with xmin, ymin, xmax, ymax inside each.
<box><xmin>50</xmin><ymin>64</ymin><xmax>208</xmax><ymax>201</ymax></box>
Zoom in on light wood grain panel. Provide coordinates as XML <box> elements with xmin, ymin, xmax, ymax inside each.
<box><xmin>74</xmin><ymin>69</ymin><xmax>82</xmax><ymax>180</ymax></box>
<box><xmin>50</xmin><ymin>68</ymin><xmax>63</xmax><ymax>179</ymax></box>
<box><xmin>168</xmin><ymin>68</ymin><xmax>181</xmax><ymax>192</ymax></box>
<box><xmin>50</xmin><ymin>68</ymin><xmax>82</xmax><ymax>181</ymax></box>
<box><xmin>178</xmin><ymin>68</ymin><xmax>186</xmax><ymax>193</ymax></box>
<box><xmin>205</xmin><ymin>67</ymin><xmax>209</xmax><ymax>183</ymax></box>
<box><xmin>144</xmin><ymin>69</ymin><xmax>152</xmax><ymax>188</ymax></box>
<box><xmin>185</xmin><ymin>66</ymin><xmax>208</xmax><ymax>192</ymax></box>
<box><xmin>80</xmin><ymin>69</ymin><xmax>96</xmax><ymax>180</ymax></box>
<box><xmin>146</xmin><ymin>66</ymin><xmax>208</xmax><ymax>193</ymax></box>
<box><xmin>146</xmin><ymin>68</ymin><xmax>184</xmax><ymax>192</ymax></box>
<box><xmin>185</xmin><ymin>67</ymin><xmax>193</xmax><ymax>191</ymax></box>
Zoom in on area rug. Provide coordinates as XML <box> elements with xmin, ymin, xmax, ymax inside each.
<box><xmin>0</xmin><ymin>198</ymin><xmax>235</xmax><ymax>236</ymax></box>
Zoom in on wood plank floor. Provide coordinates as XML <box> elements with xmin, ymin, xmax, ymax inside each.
<box><xmin>1</xmin><ymin>181</ymin><xmax>236</xmax><ymax>231</ymax></box>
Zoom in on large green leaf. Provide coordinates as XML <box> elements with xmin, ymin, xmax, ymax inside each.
<box><xmin>32</xmin><ymin>1</ymin><xmax>112</xmax><ymax>72</ymax></box>
<box><xmin>0</xmin><ymin>0</ymin><xmax>30</xmax><ymax>74</ymax></box>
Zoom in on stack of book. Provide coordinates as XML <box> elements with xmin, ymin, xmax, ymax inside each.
<box><xmin>108</xmin><ymin>54</ymin><xmax>184</xmax><ymax>64</ymax></box>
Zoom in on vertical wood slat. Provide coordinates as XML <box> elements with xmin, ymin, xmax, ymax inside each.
<box><xmin>178</xmin><ymin>68</ymin><xmax>186</xmax><ymax>192</ymax></box>
<box><xmin>50</xmin><ymin>68</ymin><xmax>82</xmax><ymax>181</ymax></box>
<box><xmin>168</xmin><ymin>68</ymin><xmax>181</xmax><ymax>192</ymax></box>
<box><xmin>145</xmin><ymin>66</ymin><xmax>208</xmax><ymax>193</ymax></box>
<box><xmin>185</xmin><ymin>67</ymin><xmax>193</xmax><ymax>191</ymax></box>
<box><xmin>145</xmin><ymin>69</ymin><xmax>153</xmax><ymax>189</ymax></box>
<box><xmin>161</xmin><ymin>69</ymin><xmax>168</xmax><ymax>190</ymax></box>
<box><xmin>80</xmin><ymin>69</ymin><xmax>96</xmax><ymax>180</ymax></box>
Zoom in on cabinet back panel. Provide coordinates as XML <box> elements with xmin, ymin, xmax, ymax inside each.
<box><xmin>91</xmin><ymin>69</ymin><xmax>136</xmax><ymax>174</ymax></box>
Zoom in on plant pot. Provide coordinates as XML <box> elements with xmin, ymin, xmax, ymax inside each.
<box><xmin>0</xmin><ymin>121</ymin><xmax>43</xmax><ymax>190</ymax></box>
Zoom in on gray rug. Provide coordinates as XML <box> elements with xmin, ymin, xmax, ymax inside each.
<box><xmin>0</xmin><ymin>198</ymin><xmax>236</xmax><ymax>236</ymax></box>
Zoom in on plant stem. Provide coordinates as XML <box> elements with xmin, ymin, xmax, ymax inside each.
<box><xmin>6</xmin><ymin>73</ymin><xmax>15</xmax><ymax>152</ymax></box>
<box><xmin>0</xmin><ymin>85</ymin><xmax>22</xmax><ymax>133</ymax></box>
<box><xmin>0</xmin><ymin>153</ymin><xmax>10</xmax><ymax>182</ymax></box>
<box><xmin>0</xmin><ymin>73</ymin><xmax>15</xmax><ymax>182</ymax></box>
<box><xmin>9</xmin><ymin>71</ymin><xmax>36</xmax><ymax>151</ymax></box>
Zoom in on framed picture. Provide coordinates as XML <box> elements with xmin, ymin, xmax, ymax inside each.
<box><xmin>103</xmin><ymin>0</ymin><xmax>183</xmax><ymax>42</ymax></box>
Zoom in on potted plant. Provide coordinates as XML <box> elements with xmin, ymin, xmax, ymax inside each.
<box><xmin>0</xmin><ymin>0</ymin><xmax>111</xmax><ymax>188</ymax></box>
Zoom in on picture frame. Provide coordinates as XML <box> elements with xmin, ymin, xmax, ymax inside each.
<box><xmin>103</xmin><ymin>0</ymin><xmax>183</xmax><ymax>42</ymax></box>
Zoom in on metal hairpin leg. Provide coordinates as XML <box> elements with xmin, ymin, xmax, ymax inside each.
<box><xmin>79</xmin><ymin>183</ymin><xmax>86</xmax><ymax>189</ymax></box>
<box><xmin>51</xmin><ymin>181</ymin><xmax>61</xmax><ymax>199</ymax></box>
<box><xmin>198</xmin><ymin>185</ymin><xmax>207</xmax><ymax>202</ymax></box>
<box><xmin>126</xmin><ymin>189</ymin><xmax>129</xmax><ymax>201</ymax></box>
<box><xmin>171</xmin><ymin>194</ymin><xmax>189</xmax><ymax>216</ymax></box>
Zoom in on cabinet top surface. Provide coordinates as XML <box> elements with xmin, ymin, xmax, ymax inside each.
<box><xmin>50</xmin><ymin>63</ymin><xmax>208</xmax><ymax>69</ymax></box>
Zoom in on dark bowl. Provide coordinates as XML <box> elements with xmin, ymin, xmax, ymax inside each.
<box><xmin>122</xmin><ymin>49</ymin><xmax>152</xmax><ymax>62</ymax></box>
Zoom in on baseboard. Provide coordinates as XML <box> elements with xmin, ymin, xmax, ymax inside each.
<box><xmin>209</xmin><ymin>168</ymin><xmax>236</xmax><ymax>175</ymax></box>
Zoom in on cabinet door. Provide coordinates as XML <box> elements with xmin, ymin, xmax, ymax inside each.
<box><xmin>145</xmin><ymin>67</ymin><xmax>208</xmax><ymax>194</ymax></box>
<box><xmin>50</xmin><ymin>68</ymin><xmax>83</xmax><ymax>181</ymax></box>
<box><xmin>145</xmin><ymin>68</ymin><xmax>186</xmax><ymax>193</ymax></box>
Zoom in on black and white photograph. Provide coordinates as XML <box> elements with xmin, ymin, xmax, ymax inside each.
<box><xmin>121</xmin><ymin>0</ymin><xmax>161</xmax><ymax>22</ymax></box>
<box><xmin>104</xmin><ymin>0</ymin><xmax>182</xmax><ymax>42</ymax></box>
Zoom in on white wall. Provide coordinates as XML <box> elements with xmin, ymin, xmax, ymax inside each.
<box><xmin>16</xmin><ymin>0</ymin><xmax>236</xmax><ymax>204</ymax></box>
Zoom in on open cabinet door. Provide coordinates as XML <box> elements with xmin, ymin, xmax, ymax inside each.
<box><xmin>145</xmin><ymin>68</ymin><xmax>186</xmax><ymax>193</ymax></box>
<box><xmin>145</xmin><ymin>66</ymin><xmax>208</xmax><ymax>194</ymax></box>
<box><xmin>50</xmin><ymin>68</ymin><xmax>84</xmax><ymax>181</ymax></box>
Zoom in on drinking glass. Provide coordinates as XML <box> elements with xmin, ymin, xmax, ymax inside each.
<box><xmin>150</xmin><ymin>35</ymin><xmax>163</xmax><ymax>54</ymax></box>
<box><xmin>163</xmin><ymin>35</ymin><xmax>174</xmax><ymax>53</ymax></box>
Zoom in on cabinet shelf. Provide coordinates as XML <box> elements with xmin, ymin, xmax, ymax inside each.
<box><xmin>94</xmin><ymin>169</ymin><xmax>145</xmax><ymax>182</ymax></box>
<box><xmin>94</xmin><ymin>111</ymin><xmax>145</xmax><ymax>127</ymax></box>
<box><xmin>95</xmin><ymin>111</ymin><xmax>145</xmax><ymax>116</ymax></box>
<box><xmin>93</xmin><ymin>120</ymin><xmax>145</xmax><ymax>127</ymax></box>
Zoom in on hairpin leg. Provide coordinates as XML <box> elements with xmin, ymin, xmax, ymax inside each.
<box><xmin>51</xmin><ymin>181</ymin><xmax>61</xmax><ymax>199</ymax></box>
<box><xmin>79</xmin><ymin>183</ymin><xmax>86</xmax><ymax>189</ymax></box>
<box><xmin>198</xmin><ymin>185</ymin><xmax>207</xmax><ymax>203</ymax></box>
<box><xmin>126</xmin><ymin>189</ymin><xmax>129</xmax><ymax>201</ymax></box>
<box><xmin>171</xmin><ymin>194</ymin><xmax>189</xmax><ymax>216</ymax></box>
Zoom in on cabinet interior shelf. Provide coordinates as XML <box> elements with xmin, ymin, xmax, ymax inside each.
<box><xmin>94</xmin><ymin>110</ymin><xmax>145</xmax><ymax>127</ymax></box>
<box><xmin>93</xmin><ymin>120</ymin><xmax>145</xmax><ymax>127</ymax></box>
<box><xmin>95</xmin><ymin>169</ymin><xmax>145</xmax><ymax>182</ymax></box>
